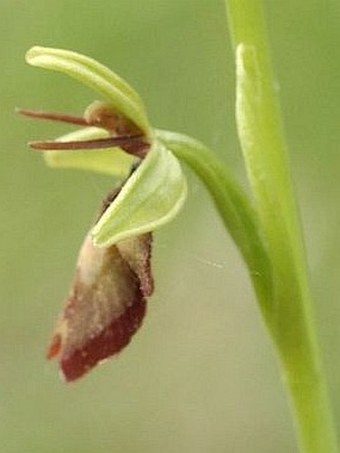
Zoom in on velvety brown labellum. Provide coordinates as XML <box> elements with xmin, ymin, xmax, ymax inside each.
<box><xmin>47</xmin><ymin>232</ymin><xmax>153</xmax><ymax>382</ymax></box>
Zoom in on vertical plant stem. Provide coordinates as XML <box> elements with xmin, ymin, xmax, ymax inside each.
<box><xmin>225</xmin><ymin>1</ymin><xmax>338</xmax><ymax>452</ymax></box>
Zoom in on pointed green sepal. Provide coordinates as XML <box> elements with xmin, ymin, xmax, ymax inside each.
<box><xmin>26</xmin><ymin>46</ymin><xmax>151</xmax><ymax>135</ymax></box>
<box><xmin>92</xmin><ymin>140</ymin><xmax>187</xmax><ymax>246</ymax></box>
<box><xmin>43</xmin><ymin>127</ymin><xmax>134</xmax><ymax>177</ymax></box>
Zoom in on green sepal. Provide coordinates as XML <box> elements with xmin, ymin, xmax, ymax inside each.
<box><xmin>43</xmin><ymin>127</ymin><xmax>134</xmax><ymax>177</ymax></box>
<box><xmin>26</xmin><ymin>46</ymin><xmax>151</xmax><ymax>135</ymax></box>
<box><xmin>92</xmin><ymin>140</ymin><xmax>187</xmax><ymax>246</ymax></box>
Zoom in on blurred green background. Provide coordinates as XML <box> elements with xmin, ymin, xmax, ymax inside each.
<box><xmin>1</xmin><ymin>1</ymin><xmax>340</xmax><ymax>452</ymax></box>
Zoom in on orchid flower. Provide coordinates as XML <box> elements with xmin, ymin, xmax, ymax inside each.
<box><xmin>20</xmin><ymin>46</ymin><xmax>187</xmax><ymax>381</ymax></box>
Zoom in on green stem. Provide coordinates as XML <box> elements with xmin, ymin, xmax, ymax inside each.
<box><xmin>225</xmin><ymin>1</ymin><xmax>338</xmax><ymax>452</ymax></box>
<box><xmin>156</xmin><ymin>130</ymin><xmax>272</xmax><ymax>320</ymax></box>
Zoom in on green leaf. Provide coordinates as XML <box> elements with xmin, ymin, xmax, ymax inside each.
<box><xmin>26</xmin><ymin>46</ymin><xmax>151</xmax><ymax>135</ymax></box>
<box><xmin>43</xmin><ymin>127</ymin><xmax>134</xmax><ymax>177</ymax></box>
<box><xmin>92</xmin><ymin>140</ymin><xmax>187</xmax><ymax>246</ymax></box>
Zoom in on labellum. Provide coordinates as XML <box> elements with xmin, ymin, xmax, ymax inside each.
<box><xmin>47</xmin><ymin>188</ymin><xmax>153</xmax><ymax>382</ymax></box>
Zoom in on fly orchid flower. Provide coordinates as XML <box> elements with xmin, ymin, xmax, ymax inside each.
<box><xmin>20</xmin><ymin>46</ymin><xmax>187</xmax><ymax>381</ymax></box>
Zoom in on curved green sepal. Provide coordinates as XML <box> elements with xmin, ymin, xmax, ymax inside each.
<box><xmin>43</xmin><ymin>127</ymin><xmax>135</xmax><ymax>177</ymax></box>
<box><xmin>26</xmin><ymin>46</ymin><xmax>151</xmax><ymax>135</ymax></box>
<box><xmin>92</xmin><ymin>140</ymin><xmax>187</xmax><ymax>246</ymax></box>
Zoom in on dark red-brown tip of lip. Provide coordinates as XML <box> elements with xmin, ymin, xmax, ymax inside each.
<box><xmin>60</xmin><ymin>295</ymin><xmax>147</xmax><ymax>382</ymax></box>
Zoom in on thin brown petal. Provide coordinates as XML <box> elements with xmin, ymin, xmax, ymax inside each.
<box><xmin>16</xmin><ymin>107</ymin><xmax>88</xmax><ymax>126</ymax></box>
